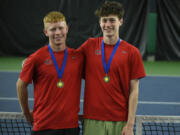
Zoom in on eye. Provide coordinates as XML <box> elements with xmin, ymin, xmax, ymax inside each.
<box><xmin>50</xmin><ymin>28</ymin><xmax>56</xmax><ymax>32</ymax></box>
<box><xmin>59</xmin><ymin>27</ymin><xmax>64</xmax><ymax>30</ymax></box>
<box><xmin>109</xmin><ymin>18</ymin><xmax>116</xmax><ymax>23</ymax></box>
<box><xmin>102</xmin><ymin>18</ymin><xmax>107</xmax><ymax>23</ymax></box>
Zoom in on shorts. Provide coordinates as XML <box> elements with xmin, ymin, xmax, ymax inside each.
<box><xmin>83</xmin><ymin>119</ymin><xmax>126</xmax><ymax>135</ymax></box>
<box><xmin>32</xmin><ymin>127</ymin><xmax>80</xmax><ymax>135</ymax></box>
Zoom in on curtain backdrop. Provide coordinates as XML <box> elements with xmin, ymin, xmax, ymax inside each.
<box><xmin>0</xmin><ymin>0</ymin><xmax>148</xmax><ymax>58</ymax></box>
<box><xmin>156</xmin><ymin>0</ymin><xmax>180</xmax><ymax>60</ymax></box>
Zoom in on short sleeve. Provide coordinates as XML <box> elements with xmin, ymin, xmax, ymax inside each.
<box><xmin>129</xmin><ymin>48</ymin><xmax>146</xmax><ymax>80</ymax></box>
<box><xmin>19</xmin><ymin>54</ymin><xmax>36</xmax><ymax>84</ymax></box>
<box><xmin>77</xmin><ymin>39</ymin><xmax>91</xmax><ymax>56</ymax></box>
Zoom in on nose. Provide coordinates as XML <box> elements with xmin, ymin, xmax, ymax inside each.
<box><xmin>55</xmin><ymin>29</ymin><xmax>61</xmax><ymax>34</ymax></box>
<box><xmin>105</xmin><ymin>20</ymin><xmax>111</xmax><ymax>27</ymax></box>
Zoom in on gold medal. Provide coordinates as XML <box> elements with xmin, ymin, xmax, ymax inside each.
<box><xmin>104</xmin><ymin>75</ymin><xmax>110</xmax><ymax>83</ymax></box>
<box><xmin>57</xmin><ymin>80</ymin><xmax>64</xmax><ymax>88</ymax></box>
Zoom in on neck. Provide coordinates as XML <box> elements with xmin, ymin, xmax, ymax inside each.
<box><xmin>49</xmin><ymin>42</ymin><xmax>66</xmax><ymax>52</ymax></box>
<box><xmin>103</xmin><ymin>35</ymin><xmax>119</xmax><ymax>45</ymax></box>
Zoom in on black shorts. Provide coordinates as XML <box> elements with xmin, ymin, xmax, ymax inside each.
<box><xmin>31</xmin><ymin>127</ymin><xmax>80</xmax><ymax>135</ymax></box>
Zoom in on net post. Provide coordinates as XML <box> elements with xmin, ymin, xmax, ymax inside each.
<box><xmin>135</xmin><ymin>115</ymin><xmax>143</xmax><ymax>135</ymax></box>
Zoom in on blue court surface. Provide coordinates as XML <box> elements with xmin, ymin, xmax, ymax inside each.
<box><xmin>0</xmin><ymin>71</ymin><xmax>180</xmax><ymax>116</ymax></box>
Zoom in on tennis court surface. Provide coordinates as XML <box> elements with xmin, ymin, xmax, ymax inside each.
<box><xmin>0</xmin><ymin>61</ymin><xmax>180</xmax><ymax>134</ymax></box>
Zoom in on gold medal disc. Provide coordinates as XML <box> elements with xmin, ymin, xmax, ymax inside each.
<box><xmin>104</xmin><ymin>75</ymin><xmax>110</xmax><ymax>83</ymax></box>
<box><xmin>57</xmin><ymin>80</ymin><xmax>64</xmax><ymax>88</ymax></box>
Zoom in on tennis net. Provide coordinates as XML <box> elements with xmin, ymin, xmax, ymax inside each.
<box><xmin>0</xmin><ymin>112</ymin><xmax>31</xmax><ymax>135</ymax></box>
<box><xmin>0</xmin><ymin>112</ymin><xmax>83</xmax><ymax>135</ymax></box>
<box><xmin>1</xmin><ymin>112</ymin><xmax>180</xmax><ymax>135</ymax></box>
<box><xmin>135</xmin><ymin>115</ymin><xmax>180</xmax><ymax>135</ymax></box>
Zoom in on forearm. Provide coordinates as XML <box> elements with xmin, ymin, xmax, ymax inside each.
<box><xmin>16</xmin><ymin>79</ymin><xmax>30</xmax><ymax>114</ymax></box>
<box><xmin>16</xmin><ymin>78</ymin><xmax>33</xmax><ymax>125</ymax></box>
<box><xmin>127</xmin><ymin>79</ymin><xmax>139</xmax><ymax>128</ymax></box>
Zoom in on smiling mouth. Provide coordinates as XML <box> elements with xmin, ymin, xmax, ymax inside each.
<box><xmin>55</xmin><ymin>37</ymin><xmax>62</xmax><ymax>40</ymax></box>
<box><xmin>104</xmin><ymin>28</ymin><xmax>112</xmax><ymax>31</ymax></box>
<box><xmin>104</xmin><ymin>30</ymin><xmax>113</xmax><ymax>33</ymax></box>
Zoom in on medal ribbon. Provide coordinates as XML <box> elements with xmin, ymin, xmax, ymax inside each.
<box><xmin>48</xmin><ymin>44</ymin><xmax>67</xmax><ymax>80</ymax></box>
<box><xmin>101</xmin><ymin>39</ymin><xmax>120</xmax><ymax>74</ymax></box>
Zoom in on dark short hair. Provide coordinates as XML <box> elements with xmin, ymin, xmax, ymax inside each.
<box><xmin>95</xmin><ymin>1</ymin><xmax>124</xmax><ymax>19</ymax></box>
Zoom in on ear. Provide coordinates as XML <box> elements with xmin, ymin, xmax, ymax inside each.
<box><xmin>66</xmin><ymin>25</ymin><xmax>69</xmax><ymax>33</ymax></box>
<box><xmin>119</xmin><ymin>18</ymin><xmax>123</xmax><ymax>25</ymax></box>
<box><xmin>99</xmin><ymin>18</ymin><xmax>102</xmax><ymax>24</ymax></box>
<box><xmin>44</xmin><ymin>29</ymin><xmax>49</xmax><ymax>37</ymax></box>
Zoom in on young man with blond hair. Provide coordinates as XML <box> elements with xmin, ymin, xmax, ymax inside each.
<box><xmin>79</xmin><ymin>1</ymin><xmax>146</xmax><ymax>135</ymax></box>
<box><xmin>16</xmin><ymin>11</ymin><xmax>83</xmax><ymax>135</ymax></box>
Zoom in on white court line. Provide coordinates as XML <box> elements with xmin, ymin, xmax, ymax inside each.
<box><xmin>138</xmin><ymin>101</ymin><xmax>180</xmax><ymax>105</ymax></box>
<box><xmin>0</xmin><ymin>97</ymin><xmax>180</xmax><ymax>105</ymax></box>
<box><xmin>146</xmin><ymin>75</ymin><xmax>180</xmax><ymax>78</ymax></box>
<box><xmin>0</xmin><ymin>97</ymin><xmax>34</xmax><ymax>101</ymax></box>
<box><xmin>0</xmin><ymin>70</ymin><xmax>20</xmax><ymax>73</ymax></box>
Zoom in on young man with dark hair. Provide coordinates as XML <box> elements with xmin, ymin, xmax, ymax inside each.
<box><xmin>79</xmin><ymin>1</ymin><xmax>146</xmax><ymax>135</ymax></box>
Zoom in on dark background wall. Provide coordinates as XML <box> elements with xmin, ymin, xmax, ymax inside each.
<box><xmin>0</xmin><ymin>0</ymin><xmax>179</xmax><ymax>60</ymax></box>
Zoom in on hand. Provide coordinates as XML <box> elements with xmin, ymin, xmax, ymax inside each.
<box><xmin>23</xmin><ymin>110</ymin><xmax>33</xmax><ymax>125</ymax></box>
<box><xmin>121</xmin><ymin>124</ymin><xmax>134</xmax><ymax>135</ymax></box>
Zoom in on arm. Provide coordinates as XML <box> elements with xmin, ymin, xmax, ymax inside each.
<box><xmin>16</xmin><ymin>78</ymin><xmax>33</xmax><ymax>125</ymax></box>
<box><xmin>122</xmin><ymin>79</ymin><xmax>139</xmax><ymax>135</ymax></box>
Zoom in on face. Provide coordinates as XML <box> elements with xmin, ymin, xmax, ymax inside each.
<box><xmin>44</xmin><ymin>21</ymin><xmax>68</xmax><ymax>48</ymax></box>
<box><xmin>100</xmin><ymin>15</ymin><xmax>123</xmax><ymax>38</ymax></box>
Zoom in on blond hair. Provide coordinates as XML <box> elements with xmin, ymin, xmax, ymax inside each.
<box><xmin>43</xmin><ymin>11</ymin><xmax>66</xmax><ymax>29</ymax></box>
